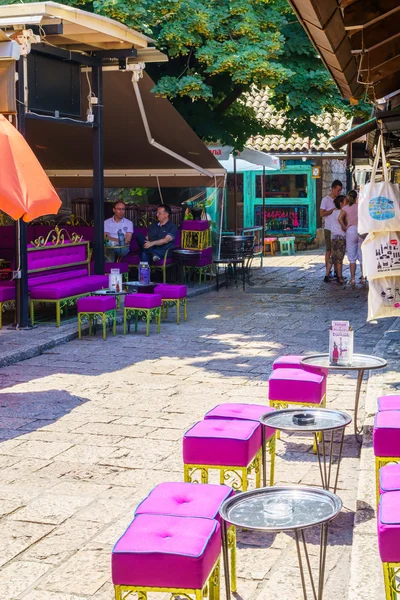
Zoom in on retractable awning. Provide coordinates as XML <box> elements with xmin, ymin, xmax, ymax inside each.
<box><xmin>26</xmin><ymin>71</ymin><xmax>226</xmax><ymax>188</ymax></box>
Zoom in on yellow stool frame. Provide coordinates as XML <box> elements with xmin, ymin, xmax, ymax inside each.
<box><xmin>263</xmin><ymin>239</ymin><xmax>278</xmax><ymax>256</ymax></box>
<box><xmin>269</xmin><ymin>396</ymin><xmax>326</xmax><ymax>453</ymax></box>
<box><xmin>382</xmin><ymin>562</ymin><xmax>400</xmax><ymax>600</ymax></box>
<box><xmin>114</xmin><ymin>556</ymin><xmax>220</xmax><ymax>600</ymax></box>
<box><xmin>78</xmin><ymin>308</ymin><xmax>116</xmax><ymax>341</ymax></box>
<box><xmin>161</xmin><ymin>297</ymin><xmax>187</xmax><ymax>325</ymax></box>
<box><xmin>184</xmin><ymin>448</ymin><xmax>262</xmax><ymax>491</ymax></box>
<box><xmin>375</xmin><ymin>457</ymin><xmax>400</xmax><ymax>504</ymax></box>
<box><xmin>182</xmin><ymin>229</ymin><xmax>212</xmax><ymax>251</ymax></box>
<box><xmin>124</xmin><ymin>307</ymin><xmax>161</xmax><ymax>337</ymax></box>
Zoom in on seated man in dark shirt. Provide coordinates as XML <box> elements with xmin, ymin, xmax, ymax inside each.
<box><xmin>136</xmin><ymin>204</ymin><xmax>178</xmax><ymax>263</ymax></box>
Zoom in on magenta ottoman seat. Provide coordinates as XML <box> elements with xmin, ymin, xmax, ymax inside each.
<box><xmin>380</xmin><ymin>464</ymin><xmax>400</xmax><ymax>494</ymax></box>
<box><xmin>184</xmin><ymin>419</ymin><xmax>261</xmax><ymax>467</ymax></box>
<box><xmin>112</xmin><ymin>514</ymin><xmax>221</xmax><ymax>589</ymax></box>
<box><xmin>374</xmin><ymin>412</ymin><xmax>400</xmax><ymax>457</ymax></box>
<box><xmin>378</xmin><ymin>491</ymin><xmax>400</xmax><ymax>563</ymax></box>
<box><xmin>154</xmin><ymin>284</ymin><xmax>187</xmax><ymax>299</ymax></box>
<box><xmin>205</xmin><ymin>403</ymin><xmax>275</xmax><ymax>439</ymax></box>
<box><xmin>136</xmin><ymin>482</ymin><xmax>233</xmax><ymax>520</ymax></box>
<box><xmin>29</xmin><ymin>275</ymin><xmax>108</xmax><ymax>300</ymax></box>
<box><xmin>125</xmin><ymin>293</ymin><xmax>162</xmax><ymax>309</ymax></box>
<box><xmin>273</xmin><ymin>354</ymin><xmax>329</xmax><ymax>378</ymax></box>
<box><xmin>378</xmin><ymin>395</ymin><xmax>400</xmax><ymax>411</ymax></box>
<box><xmin>77</xmin><ymin>296</ymin><xmax>116</xmax><ymax>313</ymax></box>
<box><xmin>268</xmin><ymin>368</ymin><xmax>326</xmax><ymax>404</ymax></box>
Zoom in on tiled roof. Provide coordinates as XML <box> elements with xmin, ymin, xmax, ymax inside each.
<box><xmin>246</xmin><ymin>88</ymin><xmax>351</xmax><ymax>153</ymax></box>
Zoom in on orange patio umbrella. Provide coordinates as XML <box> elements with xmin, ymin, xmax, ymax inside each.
<box><xmin>0</xmin><ymin>114</ymin><xmax>61</xmax><ymax>222</ymax></box>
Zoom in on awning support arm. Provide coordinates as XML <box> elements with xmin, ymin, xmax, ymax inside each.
<box><xmin>131</xmin><ymin>70</ymin><xmax>215</xmax><ymax>179</ymax></box>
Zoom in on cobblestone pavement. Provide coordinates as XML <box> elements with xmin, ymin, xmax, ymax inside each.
<box><xmin>0</xmin><ymin>250</ymin><xmax>396</xmax><ymax>600</ymax></box>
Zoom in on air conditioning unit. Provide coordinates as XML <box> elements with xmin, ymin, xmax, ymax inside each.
<box><xmin>0</xmin><ymin>40</ymin><xmax>20</xmax><ymax>61</ymax></box>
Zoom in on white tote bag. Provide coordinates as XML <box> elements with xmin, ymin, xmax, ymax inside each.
<box><xmin>362</xmin><ymin>231</ymin><xmax>400</xmax><ymax>280</ymax></box>
<box><xmin>358</xmin><ymin>136</ymin><xmax>400</xmax><ymax>235</ymax></box>
<box><xmin>367</xmin><ymin>276</ymin><xmax>400</xmax><ymax>321</ymax></box>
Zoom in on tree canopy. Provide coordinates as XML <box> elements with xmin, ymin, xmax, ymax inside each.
<box><xmin>3</xmin><ymin>0</ymin><xmax>370</xmax><ymax>149</ymax></box>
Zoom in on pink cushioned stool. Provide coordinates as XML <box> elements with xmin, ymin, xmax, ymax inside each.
<box><xmin>183</xmin><ymin>419</ymin><xmax>262</xmax><ymax>491</ymax></box>
<box><xmin>273</xmin><ymin>354</ymin><xmax>329</xmax><ymax>378</ymax></box>
<box><xmin>154</xmin><ymin>284</ymin><xmax>187</xmax><ymax>324</ymax></box>
<box><xmin>204</xmin><ymin>403</ymin><xmax>276</xmax><ymax>486</ymax></box>
<box><xmin>112</xmin><ymin>513</ymin><xmax>221</xmax><ymax>600</ymax></box>
<box><xmin>268</xmin><ymin>368</ymin><xmax>326</xmax><ymax>452</ymax></box>
<box><xmin>136</xmin><ymin>482</ymin><xmax>237</xmax><ymax>592</ymax></box>
<box><xmin>378</xmin><ymin>395</ymin><xmax>400</xmax><ymax>411</ymax></box>
<box><xmin>77</xmin><ymin>295</ymin><xmax>116</xmax><ymax>341</ymax></box>
<box><xmin>123</xmin><ymin>293</ymin><xmax>161</xmax><ymax>336</ymax></box>
<box><xmin>374</xmin><ymin>412</ymin><xmax>400</xmax><ymax>502</ymax></box>
<box><xmin>377</xmin><ymin>491</ymin><xmax>400</xmax><ymax>596</ymax></box>
<box><xmin>380</xmin><ymin>464</ymin><xmax>400</xmax><ymax>495</ymax></box>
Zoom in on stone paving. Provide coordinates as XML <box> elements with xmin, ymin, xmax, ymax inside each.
<box><xmin>0</xmin><ymin>250</ymin><xmax>397</xmax><ymax>600</ymax></box>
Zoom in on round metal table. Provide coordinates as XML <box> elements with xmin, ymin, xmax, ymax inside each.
<box><xmin>174</xmin><ymin>249</ymin><xmax>201</xmax><ymax>286</ymax></box>
<box><xmin>220</xmin><ymin>486</ymin><xmax>342</xmax><ymax>600</ymax></box>
<box><xmin>261</xmin><ymin>408</ymin><xmax>352</xmax><ymax>492</ymax></box>
<box><xmin>301</xmin><ymin>354</ymin><xmax>387</xmax><ymax>438</ymax></box>
<box><xmin>91</xmin><ymin>288</ymin><xmax>129</xmax><ymax>309</ymax></box>
<box><xmin>123</xmin><ymin>281</ymin><xmax>158</xmax><ymax>294</ymax></box>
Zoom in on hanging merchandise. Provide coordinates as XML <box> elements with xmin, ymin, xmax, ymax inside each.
<box><xmin>367</xmin><ymin>276</ymin><xmax>400</xmax><ymax>321</ymax></box>
<box><xmin>362</xmin><ymin>231</ymin><xmax>400</xmax><ymax>280</ymax></box>
<box><xmin>358</xmin><ymin>135</ymin><xmax>400</xmax><ymax>235</ymax></box>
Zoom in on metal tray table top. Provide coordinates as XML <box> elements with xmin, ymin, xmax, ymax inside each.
<box><xmin>260</xmin><ymin>408</ymin><xmax>352</xmax><ymax>432</ymax></box>
<box><xmin>219</xmin><ymin>486</ymin><xmax>342</xmax><ymax>532</ymax></box>
<box><xmin>301</xmin><ymin>353</ymin><xmax>387</xmax><ymax>371</ymax></box>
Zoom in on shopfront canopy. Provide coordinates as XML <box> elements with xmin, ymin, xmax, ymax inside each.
<box><xmin>25</xmin><ymin>70</ymin><xmax>225</xmax><ymax>189</ymax></box>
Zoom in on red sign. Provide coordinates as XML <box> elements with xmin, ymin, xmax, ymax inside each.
<box><xmin>390</xmin><ymin>239</ymin><xmax>398</xmax><ymax>245</ymax></box>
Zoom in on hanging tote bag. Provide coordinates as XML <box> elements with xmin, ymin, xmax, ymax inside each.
<box><xmin>367</xmin><ymin>276</ymin><xmax>400</xmax><ymax>321</ymax></box>
<box><xmin>358</xmin><ymin>135</ymin><xmax>400</xmax><ymax>235</ymax></box>
<box><xmin>362</xmin><ymin>231</ymin><xmax>400</xmax><ymax>280</ymax></box>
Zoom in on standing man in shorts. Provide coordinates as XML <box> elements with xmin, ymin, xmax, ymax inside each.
<box><xmin>320</xmin><ymin>179</ymin><xmax>343</xmax><ymax>283</ymax></box>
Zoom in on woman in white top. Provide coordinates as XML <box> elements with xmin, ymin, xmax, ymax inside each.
<box><xmin>338</xmin><ymin>190</ymin><xmax>364</xmax><ymax>285</ymax></box>
<box><xmin>330</xmin><ymin>195</ymin><xmax>347</xmax><ymax>284</ymax></box>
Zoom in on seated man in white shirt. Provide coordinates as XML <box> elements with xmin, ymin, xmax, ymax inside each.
<box><xmin>104</xmin><ymin>201</ymin><xmax>134</xmax><ymax>262</ymax></box>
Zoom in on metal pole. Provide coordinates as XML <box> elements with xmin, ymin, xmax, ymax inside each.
<box><xmin>233</xmin><ymin>157</ymin><xmax>238</xmax><ymax>234</ymax></box>
<box><xmin>92</xmin><ymin>63</ymin><xmax>104</xmax><ymax>275</ymax></box>
<box><xmin>354</xmin><ymin>369</ymin><xmax>365</xmax><ymax>438</ymax></box>
<box><xmin>262</xmin><ymin>165</ymin><xmax>266</xmax><ymax>267</ymax></box>
<box><xmin>15</xmin><ymin>55</ymin><xmax>31</xmax><ymax>328</ymax></box>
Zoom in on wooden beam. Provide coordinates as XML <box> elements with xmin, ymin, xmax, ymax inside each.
<box><xmin>362</xmin><ymin>37</ymin><xmax>400</xmax><ymax>71</ymax></box>
<box><xmin>350</xmin><ymin>15</ymin><xmax>399</xmax><ymax>51</ymax></box>
<box><xmin>372</xmin><ymin>72</ymin><xmax>400</xmax><ymax>98</ymax></box>
<box><xmin>344</xmin><ymin>0</ymin><xmax>400</xmax><ymax>30</ymax></box>
<box><xmin>367</xmin><ymin>55</ymin><xmax>400</xmax><ymax>84</ymax></box>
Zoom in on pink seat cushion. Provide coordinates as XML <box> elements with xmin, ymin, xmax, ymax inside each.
<box><xmin>378</xmin><ymin>396</ymin><xmax>400</xmax><ymax>411</ymax></box>
<box><xmin>154</xmin><ymin>284</ymin><xmax>187</xmax><ymax>299</ymax></box>
<box><xmin>112</xmin><ymin>514</ymin><xmax>221</xmax><ymax>589</ymax></box>
<box><xmin>268</xmin><ymin>368</ymin><xmax>325</xmax><ymax>404</ymax></box>
<box><xmin>77</xmin><ymin>296</ymin><xmax>116</xmax><ymax>312</ymax></box>
<box><xmin>125</xmin><ymin>293</ymin><xmax>162</xmax><ymax>309</ymax></box>
<box><xmin>374</xmin><ymin>412</ymin><xmax>400</xmax><ymax>457</ymax></box>
<box><xmin>29</xmin><ymin>275</ymin><xmax>109</xmax><ymax>300</ymax></box>
<box><xmin>181</xmin><ymin>220</ymin><xmax>210</xmax><ymax>231</ymax></box>
<box><xmin>204</xmin><ymin>403</ymin><xmax>275</xmax><ymax>440</ymax></box>
<box><xmin>183</xmin><ymin>419</ymin><xmax>261</xmax><ymax>466</ymax></box>
<box><xmin>135</xmin><ymin>482</ymin><xmax>233</xmax><ymax>522</ymax></box>
<box><xmin>0</xmin><ymin>285</ymin><xmax>15</xmax><ymax>302</ymax></box>
<box><xmin>380</xmin><ymin>464</ymin><xmax>400</xmax><ymax>494</ymax></box>
<box><xmin>378</xmin><ymin>491</ymin><xmax>400</xmax><ymax>562</ymax></box>
<box><xmin>273</xmin><ymin>355</ymin><xmax>329</xmax><ymax>378</ymax></box>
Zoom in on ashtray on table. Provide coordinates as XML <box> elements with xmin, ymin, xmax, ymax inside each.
<box><xmin>263</xmin><ymin>498</ymin><xmax>293</xmax><ymax>523</ymax></box>
<box><xmin>292</xmin><ymin>413</ymin><xmax>315</xmax><ymax>426</ymax></box>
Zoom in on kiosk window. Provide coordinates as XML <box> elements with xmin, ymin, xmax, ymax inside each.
<box><xmin>256</xmin><ymin>174</ymin><xmax>308</xmax><ymax>198</ymax></box>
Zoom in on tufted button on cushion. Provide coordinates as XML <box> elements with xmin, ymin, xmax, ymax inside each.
<box><xmin>268</xmin><ymin>368</ymin><xmax>325</xmax><ymax>404</ymax></box>
<box><xmin>125</xmin><ymin>293</ymin><xmax>162</xmax><ymax>309</ymax></box>
<box><xmin>183</xmin><ymin>419</ymin><xmax>261</xmax><ymax>466</ymax></box>
<box><xmin>77</xmin><ymin>296</ymin><xmax>116</xmax><ymax>313</ymax></box>
<box><xmin>112</xmin><ymin>514</ymin><xmax>221</xmax><ymax>588</ymax></box>
<box><xmin>378</xmin><ymin>491</ymin><xmax>400</xmax><ymax>563</ymax></box>
<box><xmin>204</xmin><ymin>403</ymin><xmax>275</xmax><ymax>440</ymax></box>
<box><xmin>380</xmin><ymin>464</ymin><xmax>400</xmax><ymax>494</ymax></box>
<box><xmin>374</xmin><ymin>412</ymin><xmax>400</xmax><ymax>457</ymax></box>
<box><xmin>377</xmin><ymin>395</ymin><xmax>400</xmax><ymax>411</ymax></box>
<box><xmin>135</xmin><ymin>482</ymin><xmax>233</xmax><ymax>521</ymax></box>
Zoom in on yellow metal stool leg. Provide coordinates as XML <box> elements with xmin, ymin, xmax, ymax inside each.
<box><xmin>242</xmin><ymin>467</ymin><xmax>248</xmax><ymax>492</ymax></box>
<box><xmin>102</xmin><ymin>314</ymin><xmax>107</xmax><ymax>341</ymax></box>
<box><xmin>183</xmin><ymin>464</ymin><xmax>190</xmax><ymax>482</ymax></box>
<box><xmin>183</xmin><ymin>297</ymin><xmax>187</xmax><ymax>321</ymax></box>
<box><xmin>113</xmin><ymin>312</ymin><xmax>116</xmax><ymax>336</ymax></box>
<box><xmin>78</xmin><ymin>314</ymin><xmax>82</xmax><ymax>339</ymax></box>
<box><xmin>228</xmin><ymin>527</ymin><xmax>237</xmax><ymax>593</ymax></box>
<box><xmin>268</xmin><ymin>434</ymin><xmax>276</xmax><ymax>486</ymax></box>
<box><xmin>255</xmin><ymin>451</ymin><xmax>261</xmax><ymax>488</ymax></box>
<box><xmin>176</xmin><ymin>299</ymin><xmax>180</xmax><ymax>324</ymax></box>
